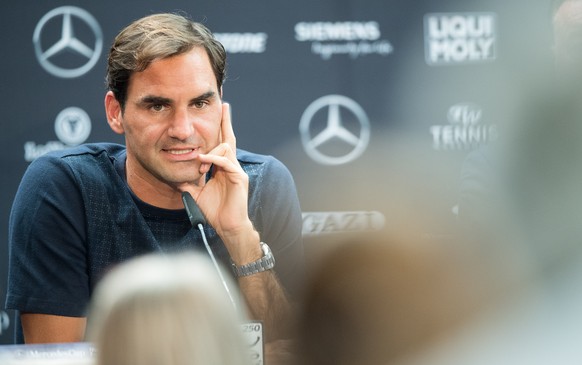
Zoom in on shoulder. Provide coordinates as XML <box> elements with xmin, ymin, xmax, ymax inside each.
<box><xmin>30</xmin><ymin>143</ymin><xmax>125</xmax><ymax>170</ymax></box>
<box><xmin>236</xmin><ymin>149</ymin><xmax>298</xmax><ymax>203</ymax></box>
<box><xmin>21</xmin><ymin>143</ymin><xmax>126</xmax><ymax>190</ymax></box>
<box><xmin>45</xmin><ymin>142</ymin><xmax>125</xmax><ymax>160</ymax></box>
<box><xmin>236</xmin><ymin>149</ymin><xmax>296</xmax><ymax>187</ymax></box>
<box><xmin>236</xmin><ymin>148</ymin><xmax>289</xmax><ymax>173</ymax></box>
<box><xmin>236</xmin><ymin>148</ymin><xmax>274</xmax><ymax>164</ymax></box>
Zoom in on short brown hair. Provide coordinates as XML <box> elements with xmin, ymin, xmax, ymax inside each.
<box><xmin>107</xmin><ymin>13</ymin><xmax>226</xmax><ymax>109</ymax></box>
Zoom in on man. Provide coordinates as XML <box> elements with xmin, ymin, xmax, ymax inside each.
<box><xmin>5</xmin><ymin>13</ymin><xmax>304</xmax><ymax>345</ymax></box>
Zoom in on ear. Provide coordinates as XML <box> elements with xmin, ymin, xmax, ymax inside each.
<box><xmin>105</xmin><ymin>91</ymin><xmax>125</xmax><ymax>135</ymax></box>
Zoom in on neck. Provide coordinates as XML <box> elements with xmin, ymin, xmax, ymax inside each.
<box><xmin>125</xmin><ymin>160</ymin><xmax>204</xmax><ymax>210</ymax></box>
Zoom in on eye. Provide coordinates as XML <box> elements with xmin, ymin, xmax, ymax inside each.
<box><xmin>193</xmin><ymin>100</ymin><xmax>208</xmax><ymax>109</ymax></box>
<box><xmin>151</xmin><ymin>103</ymin><xmax>166</xmax><ymax>112</ymax></box>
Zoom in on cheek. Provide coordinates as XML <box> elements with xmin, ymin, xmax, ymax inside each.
<box><xmin>196</xmin><ymin>108</ymin><xmax>223</xmax><ymax>142</ymax></box>
<box><xmin>194</xmin><ymin>121</ymin><xmax>220</xmax><ymax>142</ymax></box>
<box><xmin>124</xmin><ymin>118</ymin><xmax>165</xmax><ymax>146</ymax></box>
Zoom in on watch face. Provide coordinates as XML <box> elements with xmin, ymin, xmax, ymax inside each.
<box><xmin>261</xmin><ymin>243</ymin><xmax>275</xmax><ymax>265</ymax></box>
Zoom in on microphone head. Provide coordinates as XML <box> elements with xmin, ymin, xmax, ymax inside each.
<box><xmin>181</xmin><ymin>191</ymin><xmax>207</xmax><ymax>227</ymax></box>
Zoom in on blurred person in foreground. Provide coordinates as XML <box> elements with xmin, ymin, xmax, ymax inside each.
<box><xmin>292</xmin><ymin>4</ymin><xmax>582</xmax><ymax>354</ymax></box>
<box><xmin>5</xmin><ymin>12</ymin><xmax>304</xmax><ymax>348</ymax></box>
<box><xmin>295</xmin><ymin>177</ymin><xmax>582</xmax><ymax>365</ymax></box>
<box><xmin>85</xmin><ymin>251</ymin><xmax>252</xmax><ymax>365</ymax></box>
<box><xmin>458</xmin><ymin>0</ymin><xmax>582</xmax><ymax>265</ymax></box>
<box><xmin>448</xmin><ymin>1</ymin><xmax>582</xmax><ymax>363</ymax></box>
<box><xmin>292</xmin><ymin>227</ymin><xmax>532</xmax><ymax>365</ymax></box>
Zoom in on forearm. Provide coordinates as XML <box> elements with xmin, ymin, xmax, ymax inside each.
<box><xmin>222</xmin><ymin>227</ymin><xmax>294</xmax><ymax>341</ymax></box>
<box><xmin>21</xmin><ymin>313</ymin><xmax>86</xmax><ymax>343</ymax></box>
<box><xmin>238</xmin><ymin>270</ymin><xmax>293</xmax><ymax>341</ymax></box>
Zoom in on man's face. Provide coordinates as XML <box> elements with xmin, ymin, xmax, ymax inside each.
<box><xmin>116</xmin><ymin>47</ymin><xmax>223</xmax><ymax>191</ymax></box>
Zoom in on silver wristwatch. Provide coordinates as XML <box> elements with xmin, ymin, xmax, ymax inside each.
<box><xmin>231</xmin><ymin>242</ymin><xmax>275</xmax><ymax>277</ymax></box>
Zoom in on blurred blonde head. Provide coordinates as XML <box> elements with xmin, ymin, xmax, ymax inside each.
<box><xmin>85</xmin><ymin>251</ymin><xmax>251</xmax><ymax>365</ymax></box>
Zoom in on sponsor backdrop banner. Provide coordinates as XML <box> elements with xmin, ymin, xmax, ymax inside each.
<box><xmin>0</xmin><ymin>1</ymin><xmax>552</xmax><ymax>342</ymax></box>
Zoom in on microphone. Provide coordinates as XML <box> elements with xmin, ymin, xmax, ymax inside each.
<box><xmin>182</xmin><ymin>191</ymin><xmax>206</xmax><ymax>226</ymax></box>
<box><xmin>181</xmin><ymin>191</ymin><xmax>237</xmax><ymax>309</ymax></box>
<box><xmin>181</xmin><ymin>192</ymin><xmax>266</xmax><ymax>361</ymax></box>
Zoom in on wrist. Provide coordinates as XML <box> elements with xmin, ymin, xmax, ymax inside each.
<box><xmin>222</xmin><ymin>224</ymin><xmax>261</xmax><ymax>265</ymax></box>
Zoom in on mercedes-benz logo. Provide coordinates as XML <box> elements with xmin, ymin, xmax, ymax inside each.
<box><xmin>33</xmin><ymin>6</ymin><xmax>103</xmax><ymax>78</ymax></box>
<box><xmin>299</xmin><ymin>95</ymin><xmax>370</xmax><ymax>165</ymax></box>
<box><xmin>54</xmin><ymin>107</ymin><xmax>92</xmax><ymax>145</ymax></box>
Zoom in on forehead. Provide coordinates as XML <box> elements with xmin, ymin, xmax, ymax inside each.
<box><xmin>127</xmin><ymin>48</ymin><xmax>217</xmax><ymax>96</ymax></box>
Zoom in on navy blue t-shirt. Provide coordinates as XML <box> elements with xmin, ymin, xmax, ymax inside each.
<box><xmin>5</xmin><ymin>143</ymin><xmax>304</xmax><ymax>343</ymax></box>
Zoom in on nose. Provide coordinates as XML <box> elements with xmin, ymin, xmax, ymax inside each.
<box><xmin>167</xmin><ymin>108</ymin><xmax>194</xmax><ymax>140</ymax></box>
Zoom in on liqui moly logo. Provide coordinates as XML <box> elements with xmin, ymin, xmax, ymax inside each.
<box><xmin>424</xmin><ymin>12</ymin><xmax>497</xmax><ymax>65</ymax></box>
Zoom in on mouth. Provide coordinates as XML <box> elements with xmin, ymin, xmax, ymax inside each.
<box><xmin>166</xmin><ymin>148</ymin><xmax>196</xmax><ymax>155</ymax></box>
<box><xmin>162</xmin><ymin>147</ymin><xmax>200</xmax><ymax>160</ymax></box>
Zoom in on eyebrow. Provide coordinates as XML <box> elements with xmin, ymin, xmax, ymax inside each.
<box><xmin>139</xmin><ymin>95</ymin><xmax>172</xmax><ymax>106</ymax></box>
<box><xmin>191</xmin><ymin>91</ymin><xmax>217</xmax><ymax>103</ymax></box>
<box><xmin>138</xmin><ymin>91</ymin><xmax>217</xmax><ymax>106</ymax></box>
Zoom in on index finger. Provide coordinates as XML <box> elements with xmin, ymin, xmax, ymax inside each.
<box><xmin>221</xmin><ymin>102</ymin><xmax>236</xmax><ymax>151</ymax></box>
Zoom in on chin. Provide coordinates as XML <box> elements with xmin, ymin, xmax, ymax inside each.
<box><xmin>160</xmin><ymin>163</ymin><xmax>202</xmax><ymax>181</ymax></box>
<box><xmin>166</xmin><ymin>173</ymin><xmax>203</xmax><ymax>186</ymax></box>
